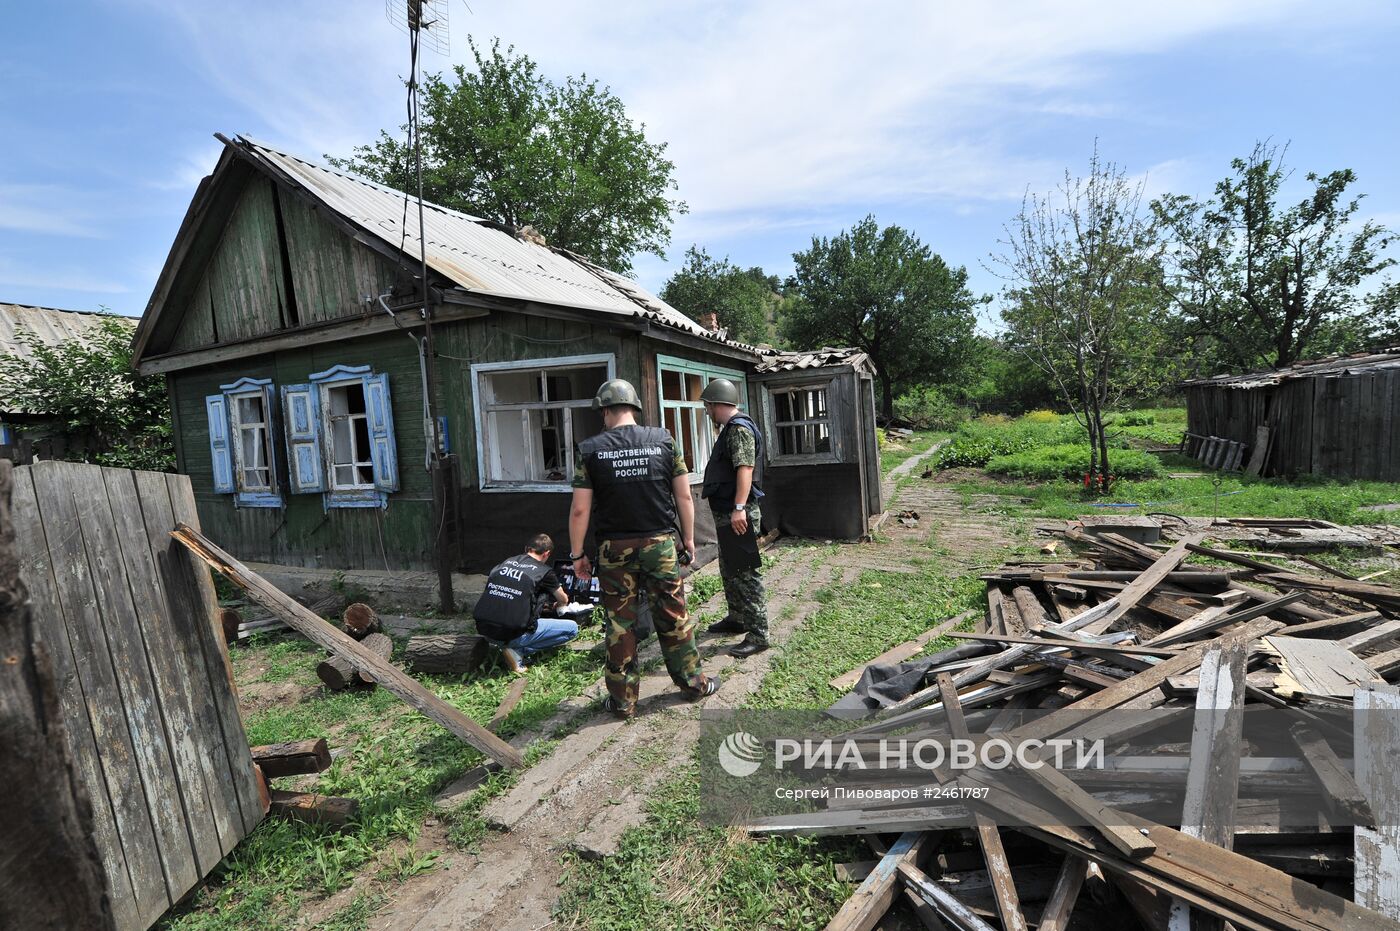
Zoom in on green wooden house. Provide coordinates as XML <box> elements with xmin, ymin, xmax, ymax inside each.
<box><xmin>131</xmin><ymin>135</ymin><xmax>881</xmax><ymax>573</ymax></box>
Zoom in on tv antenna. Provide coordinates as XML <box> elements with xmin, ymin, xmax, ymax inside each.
<box><xmin>385</xmin><ymin>0</ymin><xmax>450</xmax><ymax>56</ymax></box>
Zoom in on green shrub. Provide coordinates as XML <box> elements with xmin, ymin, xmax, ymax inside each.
<box><xmin>1115</xmin><ymin>412</ymin><xmax>1156</xmax><ymax>426</ymax></box>
<box><xmin>934</xmin><ymin>416</ymin><xmax>1085</xmax><ymax>469</ymax></box>
<box><xmin>1023</xmin><ymin>409</ymin><xmax>1060</xmax><ymax>423</ymax></box>
<box><xmin>894</xmin><ymin>386</ymin><xmax>970</xmax><ymax>430</ymax></box>
<box><xmin>985</xmin><ymin>444</ymin><xmax>1162</xmax><ymax>481</ymax></box>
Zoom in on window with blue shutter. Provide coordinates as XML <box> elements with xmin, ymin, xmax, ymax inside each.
<box><xmin>308</xmin><ymin>364</ymin><xmax>399</xmax><ymax>508</ymax></box>
<box><xmin>205</xmin><ymin>394</ymin><xmax>235</xmax><ymax>493</ymax></box>
<box><xmin>281</xmin><ymin>384</ymin><xmax>326</xmax><ymax>493</ymax></box>
<box><xmin>207</xmin><ymin>378</ymin><xmax>283</xmax><ymax>506</ymax></box>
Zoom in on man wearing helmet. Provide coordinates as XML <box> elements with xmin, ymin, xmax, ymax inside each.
<box><xmin>699</xmin><ymin>378</ymin><xmax>770</xmax><ymax>657</ymax></box>
<box><xmin>568</xmin><ymin>378</ymin><xmax>721</xmax><ymax>717</ymax></box>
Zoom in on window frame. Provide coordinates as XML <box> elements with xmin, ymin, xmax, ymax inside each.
<box><xmin>307</xmin><ymin>363</ymin><xmax>398</xmax><ymax>509</ymax></box>
<box><xmin>218</xmin><ymin>376</ymin><xmax>283</xmax><ymax>508</ymax></box>
<box><xmin>471</xmin><ymin>353</ymin><xmax>616</xmax><ymax>493</ymax></box>
<box><xmin>655</xmin><ymin>355</ymin><xmax>748</xmax><ymax>481</ymax></box>
<box><xmin>322</xmin><ymin>378</ymin><xmax>377</xmax><ymax>493</ymax></box>
<box><xmin>763</xmin><ymin>378</ymin><xmax>841</xmax><ymax>465</ymax></box>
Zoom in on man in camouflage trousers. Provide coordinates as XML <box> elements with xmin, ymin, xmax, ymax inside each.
<box><xmin>569</xmin><ymin>378</ymin><xmax>721</xmax><ymax>717</ymax></box>
<box><xmin>699</xmin><ymin>378</ymin><xmax>770</xmax><ymax>657</ymax></box>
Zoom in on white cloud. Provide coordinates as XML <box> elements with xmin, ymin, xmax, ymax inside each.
<box><xmin>0</xmin><ymin>184</ymin><xmax>104</xmax><ymax>237</ymax></box>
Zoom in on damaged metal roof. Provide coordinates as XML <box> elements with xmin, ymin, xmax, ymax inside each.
<box><xmin>233</xmin><ymin>136</ymin><xmax>763</xmax><ymax>355</ymax></box>
<box><xmin>1182</xmin><ymin>348</ymin><xmax>1400</xmax><ymax>390</ymax></box>
<box><xmin>0</xmin><ymin>303</ymin><xmax>128</xmax><ymax>362</ymax></box>
<box><xmin>754</xmin><ymin>346</ymin><xmax>875</xmax><ymax>374</ymax></box>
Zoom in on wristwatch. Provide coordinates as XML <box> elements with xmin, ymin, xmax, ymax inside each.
<box><xmin>734</xmin><ymin>505</ymin><xmax>747</xmax><ymax>512</ymax></box>
<box><xmin>569</xmin><ymin>551</ymin><xmax>585</xmax><ymax>560</ymax></box>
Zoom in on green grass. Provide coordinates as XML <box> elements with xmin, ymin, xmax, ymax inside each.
<box><xmin>161</xmin><ymin>636</ymin><xmax>600</xmax><ymax>930</ymax></box>
<box><xmin>953</xmin><ymin>453</ymin><xmax>1400</xmax><ymax>525</ymax></box>
<box><xmin>986</xmin><ymin>443</ymin><xmax>1162</xmax><ymax>481</ymax></box>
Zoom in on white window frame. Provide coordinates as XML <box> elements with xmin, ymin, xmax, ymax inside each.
<box><xmin>471</xmin><ymin>353</ymin><xmax>616</xmax><ymax>493</ymax></box>
<box><xmin>321</xmin><ymin>377</ymin><xmax>377</xmax><ymax>492</ymax></box>
<box><xmin>656</xmin><ymin>354</ymin><xmax>748</xmax><ymax>481</ymax></box>
<box><xmin>764</xmin><ymin>379</ymin><xmax>840</xmax><ymax>464</ymax></box>
<box><xmin>228</xmin><ymin>387</ymin><xmax>276</xmax><ymax>494</ymax></box>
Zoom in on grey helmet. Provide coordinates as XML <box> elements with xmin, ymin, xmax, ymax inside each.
<box><xmin>699</xmin><ymin>378</ymin><xmax>740</xmax><ymax>406</ymax></box>
<box><xmin>592</xmin><ymin>378</ymin><xmax>643</xmax><ymax>411</ymax></box>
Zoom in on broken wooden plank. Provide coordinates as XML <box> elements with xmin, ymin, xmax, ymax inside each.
<box><xmin>823</xmin><ymin>830</ymin><xmax>926</xmax><ymax>931</ymax></box>
<box><xmin>1289</xmin><ymin>721</ymin><xmax>1372</xmax><ymax>825</ymax></box>
<box><xmin>1078</xmin><ymin>533</ymin><xmax>1206</xmax><ymax>636</ymax></box>
<box><xmin>1010</xmin><ymin>586</ymin><xmax>1049</xmax><ymax>631</ymax></box>
<box><xmin>829</xmin><ymin>610</ymin><xmax>974</xmax><ymax>690</ymax></box>
<box><xmin>936</xmin><ymin>674</ymin><xmax>1027</xmax><ymax>931</ymax></box>
<box><xmin>949</xmin><ymin>630</ymin><xmax>1183</xmax><ymax>657</ymax></box>
<box><xmin>897</xmin><ymin>861</ymin><xmax>998</xmax><ymax>931</ymax></box>
<box><xmin>1355</xmin><ymin>684</ymin><xmax>1400</xmax><ymax>919</ymax></box>
<box><xmin>1267</xmin><ymin>636</ymin><xmax>1384</xmax><ymax>698</ymax></box>
<box><xmin>170</xmin><ymin>524</ymin><xmax>523</xmax><ymax>769</ymax></box>
<box><xmin>1037</xmin><ymin>855</ymin><xmax>1087</xmax><ymax>931</ymax></box>
<box><xmin>250</xmin><ymin>739</ymin><xmax>331</xmax><ymax>779</ymax></box>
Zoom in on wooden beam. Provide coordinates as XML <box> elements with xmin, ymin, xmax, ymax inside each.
<box><xmin>488</xmin><ymin>677</ymin><xmax>528</xmax><ymax>732</ymax></box>
<box><xmin>268</xmin><ymin>790</ymin><xmax>358</xmax><ymax>828</ymax></box>
<box><xmin>170</xmin><ymin>524</ymin><xmax>523</xmax><ymax>769</ymax></box>
<box><xmin>948</xmin><ymin>630</ymin><xmax>1184</xmax><ymax>657</ymax></box>
<box><xmin>1288</xmin><ymin>721</ymin><xmax>1372</xmax><ymax>825</ymax></box>
<box><xmin>1037</xmin><ymin>856</ymin><xmax>1088</xmax><ymax>931</ymax></box>
<box><xmin>897</xmin><ymin>861</ymin><xmax>998</xmax><ymax>931</ymax></box>
<box><xmin>1355</xmin><ymin>684</ymin><xmax>1400</xmax><ymax>919</ymax></box>
<box><xmin>936</xmin><ymin>674</ymin><xmax>1028</xmax><ymax>931</ymax></box>
<box><xmin>1078</xmin><ymin>533</ymin><xmax>1206</xmax><ymax>636</ymax></box>
<box><xmin>823</xmin><ymin>830</ymin><xmax>926</xmax><ymax>931</ymax></box>
<box><xmin>1169</xmin><ymin>643</ymin><xmax>1247</xmax><ymax>931</ymax></box>
<box><xmin>250</xmin><ymin>739</ymin><xmax>332</xmax><ymax>779</ymax></box>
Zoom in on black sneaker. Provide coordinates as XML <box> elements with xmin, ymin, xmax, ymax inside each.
<box><xmin>602</xmin><ymin>696</ymin><xmax>635</xmax><ymax>719</ymax></box>
<box><xmin>728</xmin><ymin>636</ymin><xmax>769</xmax><ymax>658</ymax></box>
<box><xmin>684</xmin><ymin>674</ymin><xmax>722</xmax><ymax>701</ymax></box>
<box><xmin>706</xmin><ymin>616</ymin><xmax>746</xmax><ymax>635</ymax></box>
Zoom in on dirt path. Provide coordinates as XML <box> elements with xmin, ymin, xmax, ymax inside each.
<box><xmin>368</xmin><ymin>460</ymin><xmax>1018</xmax><ymax>931</ymax></box>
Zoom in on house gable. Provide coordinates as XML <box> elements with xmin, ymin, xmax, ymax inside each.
<box><xmin>163</xmin><ymin>171</ymin><xmax>399</xmax><ymax>356</ymax></box>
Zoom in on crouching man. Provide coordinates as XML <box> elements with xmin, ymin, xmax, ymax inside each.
<box><xmin>474</xmin><ymin>533</ymin><xmax>578</xmax><ymax>674</ymax></box>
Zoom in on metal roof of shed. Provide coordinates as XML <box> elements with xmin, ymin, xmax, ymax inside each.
<box><xmin>0</xmin><ymin>303</ymin><xmax>128</xmax><ymax>361</ymax></box>
<box><xmin>1181</xmin><ymin>348</ymin><xmax>1400</xmax><ymax>390</ymax></box>
<box><xmin>754</xmin><ymin>346</ymin><xmax>875</xmax><ymax>375</ymax></box>
<box><xmin>233</xmin><ymin>136</ymin><xmax>762</xmax><ymax>355</ymax></box>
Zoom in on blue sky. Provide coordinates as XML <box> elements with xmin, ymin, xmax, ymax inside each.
<box><xmin>2</xmin><ymin>0</ymin><xmax>1398</xmax><ymax>330</ymax></box>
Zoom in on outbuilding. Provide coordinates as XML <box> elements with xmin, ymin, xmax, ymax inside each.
<box><xmin>131</xmin><ymin>135</ymin><xmax>882</xmax><ymax>577</ymax></box>
<box><xmin>1182</xmin><ymin>348</ymin><xmax>1400</xmax><ymax>480</ymax></box>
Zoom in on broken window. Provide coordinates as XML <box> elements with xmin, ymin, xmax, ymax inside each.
<box><xmin>770</xmin><ymin>384</ymin><xmax>834</xmax><ymax>458</ymax></box>
<box><xmin>475</xmin><ymin>357</ymin><xmax>611</xmax><ymax>489</ymax></box>
<box><xmin>206</xmin><ymin>377</ymin><xmax>282</xmax><ymax>507</ymax></box>
<box><xmin>657</xmin><ymin>355</ymin><xmax>748</xmax><ymax>477</ymax></box>
<box><xmin>326</xmin><ymin>381</ymin><xmax>375</xmax><ymax>489</ymax></box>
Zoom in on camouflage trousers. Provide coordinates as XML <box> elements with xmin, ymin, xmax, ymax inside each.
<box><xmin>598</xmin><ymin>534</ymin><xmax>705</xmax><ymax>710</ymax></box>
<box><xmin>715</xmin><ymin>504</ymin><xmax>769</xmax><ymax>644</ymax></box>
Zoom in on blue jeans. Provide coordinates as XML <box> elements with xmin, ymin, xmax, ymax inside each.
<box><xmin>507</xmin><ymin>618</ymin><xmax>579</xmax><ymax>660</ymax></box>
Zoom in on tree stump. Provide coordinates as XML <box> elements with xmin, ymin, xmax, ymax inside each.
<box><xmin>220</xmin><ymin>607</ymin><xmax>242</xmax><ymax>644</ymax></box>
<box><xmin>342</xmin><ymin>602</ymin><xmax>381</xmax><ymax>640</ymax></box>
<box><xmin>316</xmin><ymin>632</ymin><xmax>393</xmax><ymax>691</ymax></box>
<box><xmin>405</xmin><ymin>634</ymin><xmax>489</xmax><ymax>676</ymax></box>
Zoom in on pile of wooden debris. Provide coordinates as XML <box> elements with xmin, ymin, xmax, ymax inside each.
<box><xmin>746</xmin><ymin>519</ymin><xmax>1400</xmax><ymax>931</ymax></box>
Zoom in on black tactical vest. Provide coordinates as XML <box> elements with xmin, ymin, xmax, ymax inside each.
<box><xmin>578</xmin><ymin>425</ymin><xmax>678</xmax><ymax>539</ymax></box>
<box><xmin>473</xmin><ymin>554</ymin><xmax>552</xmax><ymax>641</ymax></box>
<box><xmin>702</xmin><ymin>413</ymin><xmax>765</xmax><ymax>509</ymax></box>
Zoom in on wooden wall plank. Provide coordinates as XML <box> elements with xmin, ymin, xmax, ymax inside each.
<box><xmin>25</xmin><ymin>462</ymin><xmax>171</xmax><ymax>927</ymax></box>
<box><xmin>9</xmin><ymin>467</ymin><xmax>141</xmax><ymax>931</ymax></box>
<box><xmin>59</xmin><ymin>462</ymin><xmax>201</xmax><ymax>903</ymax></box>
<box><xmin>163</xmin><ymin>472</ymin><xmax>266</xmax><ymax>834</ymax></box>
<box><xmin>104</xmin><ymin>467</ymin><xmax>229</xmax><ymax>873</ymax></box>
<box><xmin>1355</xmin><ymin>684</ymin><xmax>1400</xmax><ymax>919</ymax></box>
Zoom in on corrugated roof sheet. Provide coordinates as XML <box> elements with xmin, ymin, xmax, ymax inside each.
<box><xmin>0</xmin><ymin>303</ymin><xmax>128</xmax><ymax>362</ymax></box>
<box><xmin>754</xmin><ymin>346</ymin><xmax>875</xmax><ymax>374</ymax></box>
<box><xmin>1182</xmin><ymin>348</ymin><xmax>1400</xmax><ymax>390</ymax></box>
<box><xmin>235</xmin><ymin>136</ymin><xmax>763</xmax><ymax>355</ymax></box>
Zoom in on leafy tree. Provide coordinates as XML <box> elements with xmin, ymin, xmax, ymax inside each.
<box><xmin>990</xmin><ymin>152</ymin><xmax>1166</xmax><ymax>493</ymax></box>
<box><xmin>0</xmin><ymin>315</ymin><xmax>173</xmax><ymax>471</ymax></box>
<box><xmin>784</xmin><ymin>216</ymin><xmax>980</xmax><ymax>419</ymax></box>
<box><xmin>1153</xmin><ymin>143</ymin><xmax>1395</xmax><ymax>370</ymax></box>
<box><xmin>659</xmin><ymin>246</ymin><xmax>782</xmax><ymax>346</ymax></box>
<box><xmin>329</xmin><ymin>38</ymin><xmax>685</xmax><ymax>274</ymax></box>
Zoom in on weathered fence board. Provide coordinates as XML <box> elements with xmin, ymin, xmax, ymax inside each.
<box><xmin>13</xmin><ymin>461</ymin><xmax>263</xmax><ymax>930</ymax></box>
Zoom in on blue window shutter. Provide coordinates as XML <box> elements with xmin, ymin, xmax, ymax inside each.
<box><xmin>364</xmin><ymin>373</ymin><xmax>399</xmax><ymax>492</ymax></box>
<box><xmin>281</xmin><ymin>384</ymin><xmax>326</xmax><ymax>493</ymax></box>
<box><xmin>261</xmin><ymin>382</ymin><xmax>281</xmax><ymax>491</ymax></box>
<box><xmin>205</xmin><ymin>394</ymin><xmax>234</xmax><ymax>493</ymax></box>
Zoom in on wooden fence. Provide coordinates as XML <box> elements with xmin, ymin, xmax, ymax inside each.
<box><xmin>12</xmin><ymin>460</ymin><xmax>264</xmax><ymax>930</ymax></box>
